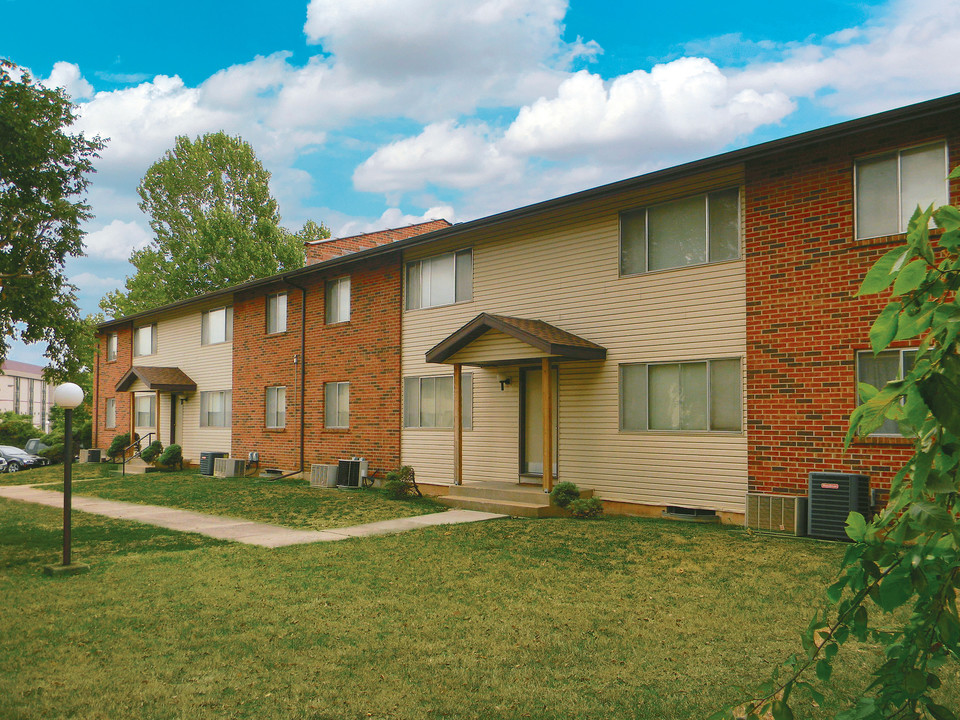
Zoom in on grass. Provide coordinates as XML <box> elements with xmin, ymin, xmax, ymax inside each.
<box><xmin>37</xmin><ymin>466</ymin><xmax>445</xmax><ymax>531</ymax></box>
<box><xmin>2</xmin><ymin>499</ymin><xmax>956</xmax><ymax>720</ymax></box>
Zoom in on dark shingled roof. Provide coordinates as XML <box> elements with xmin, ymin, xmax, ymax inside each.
<box><xmin>426</xmin><ymin>313</ymin><xmax>606</xmax><ymax>364</ymax></box>
<box><xmin>115</xmin><ymin>366</ymin><xmax>198</xmax><ymax>393</ymax></box>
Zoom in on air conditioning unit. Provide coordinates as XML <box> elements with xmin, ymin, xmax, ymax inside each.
<box><xmin>310</xmin><ymin>464</ymin><xmax>339</xmax><ymax>488</ymax></box>
<box><xmin>808</xmin><ymin>472</ymin><xmax>870</xmax><ymax>541</ymax></box>
<box><xmin>745</xmin><ymin>493</ymin><xmax>808</xmax><ymax>536</ymax></box>
<box><xmin>214</xmin><ymin>457</ymin><xmax>246</xmax><ymax>478</ymax></box>
<box><xmin>337</xmin><ymin>459</ymin><xmax>363</xmax><ymax>488</ymax></box>
<box><xmin>80</xmin><ymin>449</ymin><xmax>102</xmax><ymax>463</ymax></box>
<box><xmin>199</xmin><ymin>451</ymin><xmax>229</xmax><ymax>476</ymax></box>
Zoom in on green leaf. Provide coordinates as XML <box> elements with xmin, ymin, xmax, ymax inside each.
<box><xmin>857</xmin><ymin>382</ymin><xmax>879</xmax><ymax>403</ymax></box>
<box><xmin>870</xmin><ymin>303</ymin><xmax>901</xmax><ymax>353</ymax></box>
<box><xmin>826</xmin><ymin>579</ymin><xmax>846</xmax><ymax>603</ymax></box>
<box><xmin>935</xmin><ymin>203</ymin><xmax>960</xmax><ymax>230</ymax></box>
<box><xmin>895</xmin><ymin>305</ymin><xmax>935</xmax><ymax>340</ymax></box>
<box><xmin>845</xmin><ymin>512</ymin><xmax>867</xmax><ymax>542</ymax></box>
<box><xmin>877</xmin><ymin>567</ymin><xmax>913</xmax><ymax>611</ymax></box>
<box><xmin>893</xmin><ymin>258</ymin><xmax>929</xmax><ymax>295</ymax></box>
<box><xmin>857</xmin><ymin>246</ymin><xmax>910</xmax><ymax>296</ymax></box>
<box><xmin>907</xmin><ymin>500</ymin><xmax>955</xmax><ymax>531</ymax></box>
<box><xmin>927</xmin><ymin>704</ymin><xmax>958</xmax><ymax>720</ymax></box>
<box><xmin>815</xmin><ymin>659</ymin><xmax>832</xmax><ymax>682</ymax></box>
<box><xmin>918</xmin><ymin>373</ymin><xmax>960</xmax><ymax>437</ymax></box>
<box><xmin>924</xmin><ymin>470</ymin><xmax>958</xmax><ymax>494</ymax></box>
<box><xmin>903</xmin><ymin>668</ymin><xmax>926</xmax><ymax>697</ymax></box>
<box><xmin>769</xmin><ymin>700</ymin><xmax>794</xmax><ymax>720</ymax></box>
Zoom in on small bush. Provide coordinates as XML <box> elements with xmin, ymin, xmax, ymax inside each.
<box><xmin>41</xmin><ymin>444</ymin><xmax>65</xmax><ymax>464</ymax></box>
<box><xmin>107</xmin><ymin>433</ymin><xmax>130</xmax><ymax>460</ymax></box>
<box><xmin>157</xmin><ymin>444</ymin><xmax>182</xmax><ymax>468</ymax></box>
<box><xmin>569</xmin><ymin>497</ymin><xmax>603</xmax><ymax>518</ymax></box>
<box><xmin>383</xmin><ymin>479</ymin><xmax>410</xmax><ymax>499</ymax></box>
<box><xmin>550</xmin><ymin>481</ymin><xmax>580</xmax><ymax>508</ymax></box>
<box><xmin>383</xmin><ymin>466</ymin><xmax>419</xmax><ymax>499</ymax></box>
<box><xmin>139</xmin><ymin>440</ymin><xmax>163</xmax><ymax>463</ymax></box>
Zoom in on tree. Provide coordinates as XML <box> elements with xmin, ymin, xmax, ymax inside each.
<box><xmin>718</xmin><ymin>197</ymin><xmax>960</xmax><ymax>719</ymax></box>
<box><xmin>0</xmin><ymin>60</ymin><xmax>104</xmax><ymax>378</ymax></box>
<box><xmin>100</xmin><ymin>132</ymin><xmax>309</xmax><ymax>317</ymax></box>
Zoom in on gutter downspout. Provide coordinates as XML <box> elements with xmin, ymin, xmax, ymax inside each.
<box><xmin>284</xmin><ymin>276</ymin><xmax>308</xmax><ymax>476</ymax></box>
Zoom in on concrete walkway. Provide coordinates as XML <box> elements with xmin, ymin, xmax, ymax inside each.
<box><xmin>0</xmin><ymin>485</ymin><xmax>507</xmax><ymax>548</ymax></box>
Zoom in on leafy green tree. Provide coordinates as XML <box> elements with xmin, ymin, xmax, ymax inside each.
<box><xmin>719</xmin><ymin>195</ymin><xmax>960</xmax><ymax>719</ymax></box>
<box><xmin>0</xmin><ymin>60</ymin><xmax>104</xmax><ymax>377</ymax></box>
<box><xmin>0</xmin><ymin>411</ymin><xmax>43</xmax><ymax>447</ymax></box>
<box><xmin>100</xmin><ymin>131</ymin><xmax>308</xmax><ymax>317</ymax></box>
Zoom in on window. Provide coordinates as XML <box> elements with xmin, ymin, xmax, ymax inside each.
<box><xmin>105</xmin><ymin>398</ymin><xmax>116</xmax><ymax>429</ymax></box>
<box><xmin>620</xmin><ymin>188</ymin><xmax>740</xmax><ymax>275</ymax></box>
<box><xmin>200</xmin><ymin>390</ymin><xmax>232</xmax><ymax>427</ymax></box>
<box><xmin>107</xmin><ymin>333</ymin><xmax>118</xmax><ymax>362</ymax></box>
<box><xmin>201</xmin><ymin>306</ymin><xmax>233</xmax><ymax>345</ymax></box>
<box><xmin>133</xmin><ymin>325</ymin><xmax>157</xmax><ymax>357</ymax></box>
<box><xmin>856</xmin><ymin>142</ymin><xmax>947</xmax><ymax>240</ymax></box>
<box><xmin>135</xmin><ymin>395</ymin><xmax>156</xmax><ymax>427</ymax></box>
<box><xmin>406</xmin><ymin>249</ymin><xmax>472</xmax><ymax>310</ymax></box>
<box><xmin>266</xmin><ymin>293</ymin><xmax>287</xmax><ymax>334</ymax></box>
<box><xmin>857</xmin><ymin>349</ymin><xmax>917</xmax><ymax>435</ymax></box>
<box><xmin>265</xmin><ymin>386</ymin><xmax>286</xmax><ymax>429</ymax></box>
<box><xmin>324</xmin><ymin>382</ymin><xmax>350</xmax><ymax>428</ymax></box>
<box><xmin>13</xmin><ymin>377</ymin><xmax>21</xmax><ymax>414</ymax></box>
<box><xmin>325</xmin><ymin>276</ymin><xmax>351</xmax><ymax>324</ymax></box>
<box><xmin>404</xmin><ymin>374</ymin><xmax>473</xmax><ymax>428</ymax></box>
<box><xmin>620</xmin><ymin>359</ymin><xmax>741</xmax><ymax>432</ymax></box>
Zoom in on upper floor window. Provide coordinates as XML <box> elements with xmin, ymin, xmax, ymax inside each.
<box><xmin>620</xmin><ymin>359</ymin><xmax>741</xmax><ymax>432</ymax></box>
<box><xmin>857</xmin><ymin>349</ymin><xmax>917</xmax><ymax>436</ymax></box>
<box><xmin>265</xmin><ymin>386</ymin><xmax>286</xmax><ymax>429</ymax></box>
<box><xmin>133</xmin><ymin>325</ymin><xmax>157</xmax><ymax>357</ymax></box>
<box><xmin>200</xmin><ymin>390</ymin><xmax>232</xmax><ymax>427</ymax></box>
<box><xmin>325</xmin><ymin>276</ymin><xmax>351</xmax><ymax>324</ymax></box>
<box><xmin>324</xmin><ymin>381</ymin><xmax>350</xmax><ymax>428</ymax></box>
<box><xmin>107</xmin><ymin>333</ymin><xmax>118</xmax><ymax>362</ymax></box>
<box><xmin>406</xmin><ymin>249</ymin><xmax>472</xmax><ymax>310</ymax></box>
<box><xmin>855</xmin><ymin>142</ymin><xmax>947</xmax><ymax>240</ymax></box>
<box><xmin>266</xmin><ymin>293</ymin><xmax>287</xmax><ymax>334</ymax></box>
<box><xmin>201</xmin><ymin>306</ymin><xmax>233</xmax><ymax>345</ymax></box>
<box><xmin>620</xmin><ymin>188</ymin><xmax>740</xmax><ymax>275</ymax></box>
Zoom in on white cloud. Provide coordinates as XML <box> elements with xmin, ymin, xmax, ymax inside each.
<box><xmin>83</xmin><ymin>220</ymin><xmax>152</xmax><ymax>261</ymax></box>
<box><xmin>334</xmin><ymin>205</ymin><xmax>455</xmax><ymax>238</ymax></box>
<box><xmin>69</xmin><ymin>272</ymin><xmax>124</xmax><ymax>289</ymax></box>
<box><xmin>41</xmin><ymin>61</ymin><xmax>93</xmax><ymax>100</ymax></box>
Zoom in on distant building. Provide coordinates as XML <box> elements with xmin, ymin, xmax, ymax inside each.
<box><xmin>0</xmin><ymin>361</ymin><xmax>54</xmax><ymax>433</ymax></box>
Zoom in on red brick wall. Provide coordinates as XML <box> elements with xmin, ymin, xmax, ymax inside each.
<box><xmin>305</xmin><ymin>219</ymin><xmax>451</xmax><ymax>264</ymax></box>
<box><xmin>93</xmin><ymin>324</ymin><xmax>133</xmax><ymax>450</ymax></box>
<box><xmin>745</xmin><ymin>112</ymin><xmax>960</xmax><ymax>496</ymax></box>
<box><xmin>231</xmin><ymin>253</ymin><xmax>402</xmax><ymax>473</ymax></box>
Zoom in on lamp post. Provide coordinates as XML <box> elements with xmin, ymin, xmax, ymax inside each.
<box><xmin>44</xmin><ymin>382</ymin><xmax>88</xmax><ymax>576</ymax></box>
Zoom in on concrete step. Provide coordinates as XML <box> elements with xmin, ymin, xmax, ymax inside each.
<box><xmin>116</xmin><ymin>458</ymin><xmax>158</xmax><ymax>475</ymax></box>
<box><xmin>438</xmin><ymin>495</ymin><xmax>565</xmax><ymax>518</ymax></box>
<box><xmin>447</xmin><ymin>484</ymin><xmax>551</xmax><ymax>503</ymax></box>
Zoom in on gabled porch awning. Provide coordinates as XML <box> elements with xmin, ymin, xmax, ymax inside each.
<box><xmin>425</xmin><ymin>313</ymin><xmax>606</xmax><ymax>366</ymax></box>
<box><xmin>115</xmin><ymin>366</ymin><xmax>198</xmax><ymax>393</ymax></box>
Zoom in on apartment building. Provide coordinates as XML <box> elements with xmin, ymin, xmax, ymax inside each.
<box><xmin>0</xmin><ymin>360</ymin><xmax>55</xmax><ymax>432</ymax></box>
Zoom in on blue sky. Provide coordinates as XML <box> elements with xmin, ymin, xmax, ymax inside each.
<box><xmin>3</xmin><ymin>0</ymin><xmax>959</xmax><ymax>365</ymax></box>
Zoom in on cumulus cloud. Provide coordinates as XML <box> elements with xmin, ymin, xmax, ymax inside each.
<box><xmin>69</xmin><ymin>272</ymin><xmax>125</xmax><ymax>289</ymax></box>
<box><xmin>41</xmin><ymin>61</ymin><xmax>94</xmax><ymax>100</ymax></box>
<box><xmin>334</xmin><ymin>205</ymin><xmax>455</xmax><ymax>238</ymax></box>
<box><xmin>83</xmin><ymin>220</ymin><xmax>152</xmax><ymax>261</ymax></box>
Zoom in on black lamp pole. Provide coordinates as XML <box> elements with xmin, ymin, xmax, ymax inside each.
<box><xmin>62</xmin><ymin>406</ymin><xmax>73</xmax><ymax>566</ymax></box>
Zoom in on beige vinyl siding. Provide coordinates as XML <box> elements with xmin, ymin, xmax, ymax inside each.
<box><xmin>447</xmin><ymin>329</ymin><xmax>552</xmax><ymax>365</ymax></box>
<box><xmin>131</xmin><ymin>300</ymin><xmax>233</xmax><ymax>461</ymax></box>
<box><xmin>401</xmin><ymin>165</ymin><xmax>747</xmax><ymax>513</ymax></box>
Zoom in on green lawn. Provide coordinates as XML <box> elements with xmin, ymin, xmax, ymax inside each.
<box><xmin>2</xmin><ymin>498</ymin><xmax>956</xmax><ymax>720</ymax></box>
<box><xmin>39</xmin><ymin>466</ymin><xmax>445</xmax><ymax>531</ymax></box>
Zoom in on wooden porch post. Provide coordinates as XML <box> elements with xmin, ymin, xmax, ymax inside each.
<box><xmin>453</xmin><ymin>363</ymin><xmax>463</xmax><ymax>486</ymax></box>
<box><xmin>155</xmin><ymin>389</ymin><xmax>161</xmax><ymax>438</ymax></box>
<box><xmin>541</xmin><ymin>357</ymin><xmax>553</xmax><ymax>493</ymax></box>
<box><xmin>129</xmin><ymin>391</ymin><xmax>135</xmax><ymax>439</ymax></box>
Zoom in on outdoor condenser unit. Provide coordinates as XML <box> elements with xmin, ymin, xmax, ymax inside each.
<box><xmin>199</xmin><ymin>451</ymin><xmax>229</xmax><ymax>476</ymax></box>
<box><xmin>337</xmin><ymin>458</ymin><xmax>368</xmax><ymax>488</ymax></box>
<box><xmin>745</xmin><ymin>493</ymin><xmax>808</xmax><ymax>536</ymax></box>
<box><xmin>807</xmin><ymin>472</ymin><xmax>870</xmax><ymax>541</ymax></box>
<box><xmin>214</xmin><ymin>457</ymin><xmax>246</xmax><ymax>478</ymax></box>
<box><xmin>309</xmin><ymin>464</ymin><xmax>339</xmax><ymax>488</ymax></box>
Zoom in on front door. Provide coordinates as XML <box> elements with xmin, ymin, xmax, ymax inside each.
<box><xmin>169</xmin><ymin>394</ymin><xmax>178</xmax><ymax>445</ymax></box>
<box><xmin>520</xmin><ymin>366</ymin><xmax>558</xmax><ymax>480</ymax></box>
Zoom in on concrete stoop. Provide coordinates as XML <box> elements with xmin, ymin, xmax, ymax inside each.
<box><xmin>116</xmin><ymin>458</ymin><xmax>158</xmax><ymax>475</ymax></box>
<box><xmin>438</xmin><ymin>481</ymin><xmax>593</xmax><ymax>518</ymax></box>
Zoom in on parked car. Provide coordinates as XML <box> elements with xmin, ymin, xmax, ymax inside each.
<box><xmin>24</xmin><ymin>438</ymin><xmax>50</xmax><ymax>455</ymax></box>
<box><xmin>0</xmin><ymin>446</ymin><xmax>50</xmax><ymax>472</ymax></box>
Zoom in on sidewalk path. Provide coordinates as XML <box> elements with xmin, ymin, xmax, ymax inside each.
<box><xmin>0</xmin><ymin>485</ymin><xmax>506</xmax><ymax>548</ymax></box>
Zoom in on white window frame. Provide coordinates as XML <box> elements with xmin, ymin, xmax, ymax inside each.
<box><xmin>105</xmin><ymin>398</ymin><xmax>116</xmax><ymax>429</ymax></box>
<box><xmin>619</xmin><ymin>359</ymin><xmax>742</xmax><ymax>433</ymax></box>
<box><xmin>266</xmin><ymin>293</ymin><xmax>288</xmax><ymax>335</ymax></box>
<box><xmin>325</xmin><ymin>276</ymin><xmax>351</xmax><ymax>324</ymax></box>
<box><xmin>854</xmin><ymin>141</ymin><xmax>948</xmax><ymax>240</ymax></box>
<box><xmin>200</xmin><ymin>390</ymin><xmax>232</xmax><ymax>428</ymax></box>
<box><xmin>620</xmin><ymin>188</ymin><xmax>741</xmax><ymax>276</ymax></box>
<box><xmin>324</xmin><ymin>381</ymin><xmax>350</xmax><ymax>428</ymax></box>
<box><xmin>135</xmin><ymin>394</ymin><xmax>156</xmax><ymax>428</ymax></box>
<box><xmin>201</xmin><ymin>306</ymin><xmax>233</xmax><ymax>346</ymax></box>
<box><xmin>107</xmin><ymin>333</ymin><xmax>118</xmax><ymax>362</ymax></box>
<box><xmin>405</xmin><ymin>249</ymin><xmax>473</xmax><ymax>310</ymax></box>
<box><xmin>403</xmin><ymin>374</ymin><xmax>472</xmax><ymax>429</ymax></box>
<box><xmin>265</xmin><ymin>386</ymin><xmax>286</xmax><ymax>429</ymax></box>
<box><xmin>856</xmin><ymin>348</ymin><xmax>917</xmax><ymax>436</ymax></box>
<box><xmin>133</xmin><ymin>324</ymin><xmax>157</xmax><ymax>357</ymax></box>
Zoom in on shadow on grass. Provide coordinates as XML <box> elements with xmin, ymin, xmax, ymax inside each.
<box><xmin>0</xmin><ymin>497</ymin><xmax>226</xmax><ymax>574</ymax></box>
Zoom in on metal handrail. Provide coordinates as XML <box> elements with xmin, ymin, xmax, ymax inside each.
<box><xmin>121</xmin><ymin>432</ymin><xmax>154</xmax><ymax>476</ymax></box>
